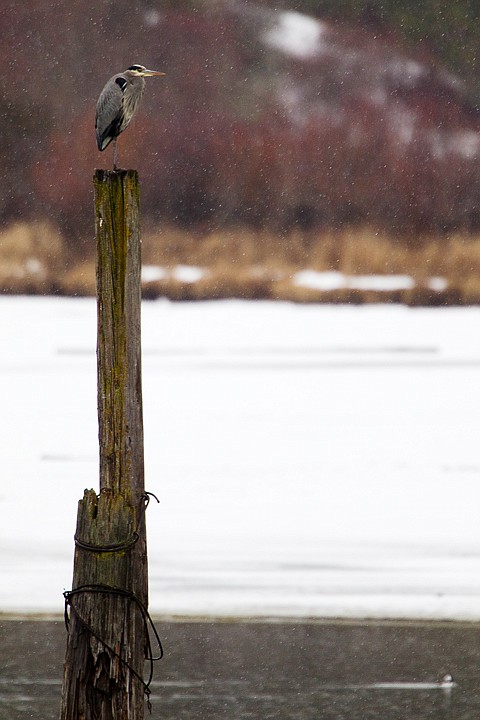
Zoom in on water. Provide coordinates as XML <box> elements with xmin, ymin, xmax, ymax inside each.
<box><xmin>1</xmin><ymin>619</ymin><xmax>480</xmax><ymax>719</ymax></box>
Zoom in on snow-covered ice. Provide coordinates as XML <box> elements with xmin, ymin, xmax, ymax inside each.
<box><xmin>294</xmin><ymin>270</ymin><xmax>416</xmax><ymax>291</ymax></box>
<box><xmin>141</xmin><ymin>265</ymin><xmax>168</xmax><ymax>283</ymax></box>
<box><xmin>172</xmin><ymin>265</ymin><xmax>205</xmax><ymax>283</ymax></box>
<box><xmin>1</xmin><ymin>296</ymin><xmax>480</xmax><ymax>619</ymax></box>
<box><xmin>141</xmin><ymin>265</ymin><xmax>206</xmax><ymax>284</ymax></box>
<box><xmin>293</xmin><ymin>270</ymin><xmax>449</xmax><ymax>293</ymax></box>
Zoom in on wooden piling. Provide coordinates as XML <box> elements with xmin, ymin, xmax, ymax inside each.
<box><xmin>60</xmin><ymin>169</ymin><xmax>148</xmax><ymax>720</ymax></box>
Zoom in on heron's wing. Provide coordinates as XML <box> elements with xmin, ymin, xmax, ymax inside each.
<box><xmin>95</xmin><ymin>75</ymin><xmax>127</xmax><ymax>151</ymax></box>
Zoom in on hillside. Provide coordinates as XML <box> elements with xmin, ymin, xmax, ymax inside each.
<box><xmin>1</xmin><ymin>1</ymin><xmax>480</xmax><ymax>302</ymax></box>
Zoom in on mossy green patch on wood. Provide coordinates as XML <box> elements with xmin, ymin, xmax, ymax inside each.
<box><xmin>93</xmin><ymin>169</ymin><xmax>144</xmax><ymax>504</ymax></box>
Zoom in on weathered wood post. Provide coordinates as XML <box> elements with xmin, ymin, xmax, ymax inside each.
<box><xmin>60</xmin><ymin>169</ymin><xmax>149</xmax><ymax>720</ymax></box>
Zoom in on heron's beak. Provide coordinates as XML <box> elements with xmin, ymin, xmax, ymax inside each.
<box><xmin>141</xmin><ymin>69</ymin><xmax>166</xmax><ymax>77</ymax></box>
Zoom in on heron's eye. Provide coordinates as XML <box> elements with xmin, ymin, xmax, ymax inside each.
<box><xmin>128</xmin><ymin>65</ymin><xmax>143</xmax><ymax>72</ymax></box>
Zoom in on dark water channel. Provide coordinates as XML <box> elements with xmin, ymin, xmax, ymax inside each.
<box><xmin>1</xmin><ymin>618</ymin><xmax>480</xmax><ymax>719</ymax></box>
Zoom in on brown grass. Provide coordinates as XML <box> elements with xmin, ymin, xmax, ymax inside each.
<box><xmin>142</xmin><ymin>224</ymin><xmax>480</xmax><ymax>276</ymax></box>
<box><xmin>3</xmin><ymin>221</ymin><xmax>480</xmax><ymax>304</ymax></box>
<box><xmin>140</xmin><ymin>225</ymin><xmax>480</xmax><ymax>304</ymax></box>
<box><xmin>59</xmin><ymin>260</ymin><xmax>97</xmax><ymax>297</ymax></box>
<box><xmin>0</xmin><ymin>221</ymin><xmax>64</xmax><ymax>294</ymax></box>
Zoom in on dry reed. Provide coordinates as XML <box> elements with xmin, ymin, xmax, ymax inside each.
<box><xmin>2</xmin><ymin>221</ymin><xmax>480</xmax><ymax>304</ymax></box>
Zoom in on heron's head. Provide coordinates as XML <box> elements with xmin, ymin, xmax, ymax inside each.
<box><xmin>127</xmin><ymin>64</ymin><xmax>165</xmax><ymax>78</ymax></box>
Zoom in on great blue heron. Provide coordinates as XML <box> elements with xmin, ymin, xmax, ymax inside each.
<box><xmin>95</xmin><ymin>64</ymin><xmax>165</xmax><ymax>169</ymax></box>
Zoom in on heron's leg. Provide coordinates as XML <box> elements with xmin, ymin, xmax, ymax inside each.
<box><xmin>113</xmin><ymin>139</ymin><xmax>117</xmax><ymax>171</ymax></box>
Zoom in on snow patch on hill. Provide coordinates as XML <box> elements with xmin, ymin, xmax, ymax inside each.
<box><xmin>264</xmin><ymin>10</ymin><xmax>328</xmax><ymax>59</ymax></box>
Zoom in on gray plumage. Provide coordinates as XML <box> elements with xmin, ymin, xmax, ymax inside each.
<box><xmin>95</xmin><ymin>64</ymin><xmax>165</xmax><ymax>167</ymax></box>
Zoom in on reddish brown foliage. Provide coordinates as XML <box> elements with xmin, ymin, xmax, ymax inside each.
<box><xmin>3</xmin><ymin>2</ymin><xmax>480</xmax><ymax>250</ymax></box>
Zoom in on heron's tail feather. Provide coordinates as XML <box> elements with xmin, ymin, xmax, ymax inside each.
<box><xmin>96</xmin><ymin>115</ymin><xmax>123</xmax><ymax>152</ymax></box>
<box><xmin>97</xmin><ymin>135</ymin><xmax>113</xmax><ymax>152</ymax></box>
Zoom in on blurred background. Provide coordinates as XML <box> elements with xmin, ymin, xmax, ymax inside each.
<box><xmin>2</xmin><ymin>0</ymin><xmax>480</xmax><ymax>303</ymax></box>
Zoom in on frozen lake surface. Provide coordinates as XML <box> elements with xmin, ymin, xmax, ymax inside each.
<box><xmin>1</xmin><ymin>296</ymin><xmax>480</xmax><ymax>619</ymax></box>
